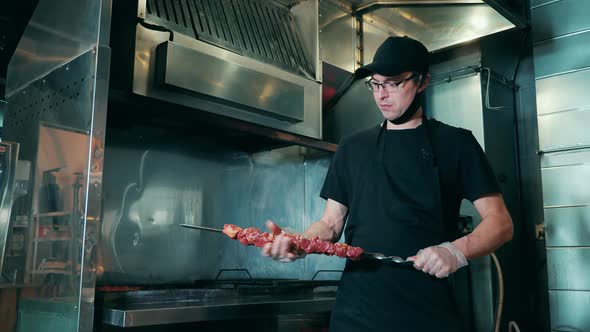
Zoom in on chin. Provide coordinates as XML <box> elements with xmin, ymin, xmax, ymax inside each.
<box><xmin>381</xmin><ymin>112</ymin><xmax>402</xmax><ymax>122</ymax></box>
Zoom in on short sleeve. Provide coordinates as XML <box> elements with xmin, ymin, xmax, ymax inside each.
<box><xmin>459</xmin><ymin>131</ymin><xmax>501</xmax><ymax>202</ymax></box>
<box><xmin>320</xmin><ymin>141</ymin><xmax>350</xmax><ymax>207</ymax></box>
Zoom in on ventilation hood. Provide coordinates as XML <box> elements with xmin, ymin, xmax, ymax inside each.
<box><xmin>109</xmin><ymin>0</ymin><xmax>525</xmax><ymax>151</ymax></box>
<box><xmin>318</xmin><ymin>0</ymin><xmax>525</xmax><ymax>73</ymax></box>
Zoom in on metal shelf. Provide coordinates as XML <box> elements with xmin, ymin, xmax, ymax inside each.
<box><xmin>32</xmin><ymin>269</ymin><xmax>73</xmax><ymax>275</ymax></box>
<box><xmin>34</xmin><ymin>236</ymin><xmax>72</xmax><ymax>242</ymax></box>
<box><xmin>37</xmin><ymin>212</ymin><xmax>71</xmax><ymax>218</ymax></box>
<box><xmin>103</xmin><ymin>294</ymin><xmax>336</xmax><ymax>327</ymax></box>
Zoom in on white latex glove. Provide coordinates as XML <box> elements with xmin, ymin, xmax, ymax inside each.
<box><xmin>407</xmin><ymin>242</ymin><xmax>468</xmax><ymax>279</ymax></box>
<box><xmin>261</xmin><ymin>221</ymin><xmax>306</xmax><ymax>263</ymax></box>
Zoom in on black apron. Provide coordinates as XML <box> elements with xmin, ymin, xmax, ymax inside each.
<box><xmin>329</xmin><ymin>117</ymin><xmax>463</xmax><ymax>332</ymax></box>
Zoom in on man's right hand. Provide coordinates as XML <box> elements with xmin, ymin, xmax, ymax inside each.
<box><xmin>261</xmin><ymin>220</ymin><xmax>306</xmax><ymax>263</ymax></box>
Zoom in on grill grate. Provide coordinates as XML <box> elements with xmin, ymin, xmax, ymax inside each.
<box><xmin>145</xmin><ymin>0</ymin><xmax>314</xmax><ymax>78</ymax></box>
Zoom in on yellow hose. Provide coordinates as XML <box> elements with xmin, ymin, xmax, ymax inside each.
<box><xmin>490</xmin><ymin>252</ymin><xmax>521</xmax><ymax>332</ymax></box>
<box><xmin>491</xmin><ymin>252</ymin><xmax>504</xmax><ymax>332</ymax></box>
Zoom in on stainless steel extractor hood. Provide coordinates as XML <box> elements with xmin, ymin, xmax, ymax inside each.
<box><xmin>319</xmin><ymin>0</ymin><xmax>525</xmax><ymax>73</ymax></box>
<box><xmin>114</xmin><ymin>0</ymin><xmax>525</xmax><ymax>146</ymax></box>
<box><xmin>128</xmin><ymin>0</ymin><xmax>323</xmax><ymax>140</ymax></box>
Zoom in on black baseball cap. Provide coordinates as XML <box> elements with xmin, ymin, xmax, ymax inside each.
<box><xmin>355</xmin><ymin>36</ymin><xmax>430</xmax><ymax>78</ymax></box>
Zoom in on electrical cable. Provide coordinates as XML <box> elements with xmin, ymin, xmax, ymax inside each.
<box><xmin>491</xmin><ymin>252</ymin><xmax>522</xmax><ymax>332</ymax></box>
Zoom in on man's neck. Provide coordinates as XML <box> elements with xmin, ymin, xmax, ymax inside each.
<box><xmin>386</xmin><ymin>108</ymin><xmax>424</xmax><ymax>130</ymax></box>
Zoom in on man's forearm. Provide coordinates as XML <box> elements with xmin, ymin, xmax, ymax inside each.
<box><xmin>452</xmin><ymin>210</ymin><xmax>513</xmax><ymax>260</ymax></box>
<box><xmin>302</xmin><ymin>220</ymin><xmax>340</xmax><ymax>242</ymax></box>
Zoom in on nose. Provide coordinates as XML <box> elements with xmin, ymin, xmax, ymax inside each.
<box><xmin>376</xmin><ymin>85</ymin><xmax>389</xmax><ymax>99</ymax></box>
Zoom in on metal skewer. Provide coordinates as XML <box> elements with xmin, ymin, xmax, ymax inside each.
<box><xmin>180</xmin><ymin>224</ymin><xmax>223</xmax><ymax>233</ymax></box>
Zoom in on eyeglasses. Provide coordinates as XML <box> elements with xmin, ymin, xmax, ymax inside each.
<box><xmin>365</xmin><ymin>73</ymin><xmax>420</xmax><ymax>93</ymax></box>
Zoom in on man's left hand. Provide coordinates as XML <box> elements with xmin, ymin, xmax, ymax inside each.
<box><xmin>407</xmin><ymin>242</ymin><xmax>468</xmax><ymax>278</ymax></box>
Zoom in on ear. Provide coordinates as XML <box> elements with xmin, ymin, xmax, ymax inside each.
<box><xmin>419</xmin><ymin>74</ymin><xmax>431</xmax><ymax>93</ymax></box>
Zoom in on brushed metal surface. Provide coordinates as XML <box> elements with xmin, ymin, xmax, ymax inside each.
<box><xmin>530</xmin><ymin>0</ymin><xmax>553</xmax><ymax>8</ymax></box>
<box><xmin>533</xmin><ymin>30</ymin><xmax>590</xmax><ymax>79</ymax></box>
<box><xmin>363</xmin><ymin>4</ymin><xmax>514</xmax><ymax>52</ymax></box>
<box><xmin>532</xmin><ymin>0</ymin><xmax>590</xmax><ymax>42</ymax></box>
<box><xmin>6</xmin><ymin>0</ymin><xmax>102</xmax><ymax>96</ymax></box>
<box><xmin>133</xmin><ymin>26</ymin><xmax>322</xmax><ymax>139</ymax></box>
<box><xmin>541</xmin><ymin>163</ymin><xmax>590</xmax><ymax>207</ymax></box>
<box><xmin>99</xmin><ymin>141</ymin><xmax>336</xmax><ymax>285</ymax></box>
<box><xmin>538</xmin><ymin>109</ymin><xmax>590</xmax><ymax>152</ymax></box>
<box><xmin>549</xmin><ymin>290</ymin><xmax>590</xmax><ymax>331</ymax></box>
<box><xmin>425</xmin><ymin>74</ymin><xmax>485</xmax><ymax>146</ymax></box>
<box><xmin>547</xmin><ymin>248</ymin><xmax>590</xmax><ymax>290</ymax></box>
<box><xmin>0</xmin><ymin>143</ymin><xmax>19</xmax><ymax>279</ymax></box>
<box><xmin>5</xmin><ymin>47</ymin><xmax>109</xmax><ymax>332</ymax></box>
<box><xmin>103</xmin><ymin>294</ymin><xmax>335</xmax><ymax>327</ymax></box>
<box><xmin>545</xmin><ymin>206</ymin><xmax>590</xmax><ymax>247</ymax></box>
<box><xmin>541</xmin><ymin>149</ymin><xmax>590</xmax><ymax>168</ymax></box>
<box><xmin>142</xmin><ymin>0</ymin><xmax>315</xmax><ymax>78</ymax></box>
<box><xmin>536</xmin><ymin>68</ymin><xmax>590</xmax><ymax>116</ymax></box>
<box><xmin>156</xmin><ymin>41</ymin><xmax>304</xmax><ymax>123</ymax></box>
<box><xmin>319</xmin><ymin>0</ymin><xmax>355</xmax><ymax>72</ymax></box>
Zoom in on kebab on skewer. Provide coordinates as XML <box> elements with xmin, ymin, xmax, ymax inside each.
<box><xmin>222</xmin><ymin>224</ymin><xmax>364</xmax><ymax>260</ymax></box>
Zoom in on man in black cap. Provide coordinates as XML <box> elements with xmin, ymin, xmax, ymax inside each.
<box><xmin>262</xmin><ymin>36</ymin><xmax>513</xmax><ymax>331</ymax></box>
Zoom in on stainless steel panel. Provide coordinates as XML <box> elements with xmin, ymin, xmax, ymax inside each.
<box><xmin>547</xmin><ymin>248</ymin><xmax>590</xmax><ymax>290</ymax></box>
<box><xmin>99</xmin><ymin>143</ymin><xmax>223</xmax><ymax>283</ymax></box>
<box><xmin>532</xmin><ymin>0</ymin><xmax>590</xmax><ymax>42</ymax></box>
<box><xmin>530</xmin><ymin>0</ymin><xmax>553</xmax><ymax>8</ymax></box>
<box><xmin>99</xmin><ymin>142</ymin><xmax>337</xmax><ymax>284</ymax></box>
<box><xmin>364</xmin><ymin>4</ymin><xmax>514</xmax><ymax>52</ymax></box>
<box><xmin>291</xmin><ymin>0</ymin><xmax>320</xmax><ymax>79</ymax></box>
<box><xmin>429</xmin><ymin>43</ymin><xmax>482</xmax><ymax>77</ymax></box>
<box><xmin>536</xmin><ymin>68</ymin><xmax>590</xmax><ymax>116</ymax></box>
<box><xmin>545</xmin><ymin>206</ymin><xmax>590</xmax><ymax>247</ymax></box>
<box><xmin>538</xmin><ymin>109</ymin><xmax>590</xmax><ymax>151</ymax></box>
<box><xmin>549</xmin><ymin>290</ymin><xmax>590</xmax><ymax>331</ymax></box>
<box><xmin>6</xmin><ymin>0</ymin><xmax>102</xmax><ymax>96</ymax></box>
<box><xmin>133</xmin><ymin>26</ymin><xmax>322</xmax><ymax>139</ymax></box>
<box><xmin>425</xmin><ymin>74</ymin><xmax>485</xmax><ymax>145</ymax></box>
<box><xmin>0</xmin><ymin>143</ymin><xmax>19</xmax><ymax>280</ymax></box>
<box><xmin>319</xmin><ymin>0</ymin><xmax>355</xmax><ymax>72</ymax></box>
<box><xmin>156</xmin><ymin>41</ymin><xmax>304</xmax><ymax>123</ymax></box>
<box><xmin>103</xmin><ymin>290</ymin><xmax>335</xmax><ymax>327</ymax></box>
<box><xmin>533</xmin><ymin>30</ymin><xmax>590</xmax><ymax>79</ymax></box>
<box><xmin>541</xmin><ymin>164</ymin><xmax>590</xmax><ymax>207</ymax></box>
<box><xmin>541</xmin><ymin>149</ymin><xmax>590</xmax><ymax>168</ymax></box>
<box><xmin>5</xmin><ymin>47</ymin><xmax>107</xmax><ymax>332</ymax></box>
<box><xmin>203</xmin><ymin>147</ymin><xmax>308</xmax><ymax>281</ymax></box>
<box><xmin>143</xmin><ymin>0</ymin><xmax>315</xmax><ymax>78</ymax></box>
<box><xmin>78</xmin><ymin>45</ymin><xmax>110</xmax><ymax>332</ymax></box>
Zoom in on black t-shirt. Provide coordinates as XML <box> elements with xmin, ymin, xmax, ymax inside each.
<box><xmin>320</xmin><ymin>118</ymin><xmax>500</xmax><ymax>331</ymax></box>
<box><xmin>321</xmin><ymin>118</ymin><xmax>500</xmax><ymax>244</ymax></box>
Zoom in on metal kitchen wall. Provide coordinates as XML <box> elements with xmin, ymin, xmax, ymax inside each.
<box><xmin>1</xmin><ymin>0</ymin><xmax>111</xmax><ymax>332</ymax></box>
<box><xmin>98</xmin><ymin>127</ymin><xmax>343</xmax><ymax>285</ymax></box>
<box><xmin>531</xmin><ymin>0</ymin><xmax>590</xmax><ymax>331</ymax></box>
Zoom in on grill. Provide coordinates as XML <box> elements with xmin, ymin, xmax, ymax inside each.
<box><xmin>145</xmin><ymin>0</ymin><xmax>314</xmax><ymax>78</ymax></box>
<box><xmin>98</xmin><ymin>279</ymin><xmax>338</xmax><ymax>329</ymax></box>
